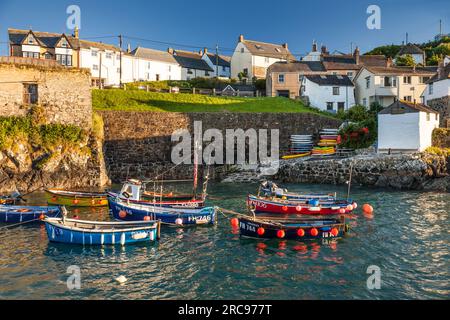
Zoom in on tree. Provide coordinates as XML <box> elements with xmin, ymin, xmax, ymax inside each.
<box><xmin>396</xmin><ymin>54</ymin><xmax>416</xmax><ymax>66</ymax></box>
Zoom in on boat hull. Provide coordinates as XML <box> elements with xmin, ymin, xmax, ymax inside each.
<box><xmin>0</xmin><ymin>205</ymin><xmax>61</xmax><ymax>223</ymax></box>
<box><xmin>44</xmin><ymin>218</ymin><xmax>159</xmax><ymax>246</ymax></box>
<box><xmin>248</xmin><ymin>195</ymin><xmax>353</xmax><ymax>215</ymax></box>
<box><xmin>107</xmin><ymin>192</ymin><xmax>205</xmax><ymax>208</ymax></box>
<box><xmin>109</xmin><ymin>198</ymin><xmax>216</xmax><ymax>226</ymax></box>
<box><xmin>239</xmin><ymin>216</ymin><xmax>347</xmax><ymax>240</ymax></box>
<box><xmin>46</xmin><ymin>189</ymin><xmax>108</xmax><ymax>207</ymax></box>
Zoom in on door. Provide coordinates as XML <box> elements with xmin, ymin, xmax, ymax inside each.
<box><xmin>23</xmin><ymin>83</ymin><xmax>38</xmax><ymax>105</ymax></box>
<box><xmin>277</xmin><ymin>90</ymin><xmax>290</xmax><ymax>98</ymax></box>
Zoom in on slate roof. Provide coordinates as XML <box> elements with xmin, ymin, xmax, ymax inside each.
<box><xmin>364</xmin><ymin>65</ymin><xmax>437</xmax><ymax>75</ymax></box>
<box><xmin>305</xmin><ymin>75</ymin><xmax>354</xmax><ymax>86</ymax></box>
<box><xmin>322</xmin><ymin>54</ymin><xmax>387</xmax><ymax>70</ymax></box>
<box><xmin>131</xmin><ymin>47</ymin><xmax>178</xmax><ymax>64</ymax></box>
<box><xmin>397</xmin><ymin>43</ymin><xmax>424</xmax><ymax>56</ymax></box>
<box><xmin>206</xmin><ymin>53</ymin><xmax>231</xmax><ymax>67</ymax></box>
<box><xmin>242</xmin><ymin>39</ymin><xmax>296</xmax><ymax>61</ymax></box>
<box><xmin>427</xmin><ymin>63</ymin><xmax>450</xmax><ymax>84</ymax></box>
<box><xmin>8</xmin><ymin>28</ymin><xmax>80</xmax><ymax>49</ymax></box>
<box><xmin>172</xmin><ymin>50</ymin><xmax>214</xmax><ymax>71</ymax></box>
<box><xmin>379</xmin><ymin>100</ymin><xmax>439</xmax><ymax>115</ymax></box>
<box><xmin>268</xmin><ymin>61</ymin><xmax>326</xmax><ymax>73</ymax></box>
<box><xmin>79</xmin><ymin>39</ymin><xmax>121</xmax><ymax>52</ymax></box>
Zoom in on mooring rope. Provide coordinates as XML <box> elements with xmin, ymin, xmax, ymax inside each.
<box><xmin>0</xmin><ymin>218</ymin><xmax>42</xmax><ymax>231</ymax></box>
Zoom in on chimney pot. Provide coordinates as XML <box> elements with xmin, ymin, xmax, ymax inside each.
<box><xmin>354</xmin><ymin>46</ymin><xmax>360</xmax><ymax>65</ymax></box>
<box><xmin>73</xmin><ymin>26</ymin><xmax>79</xmax><ymax>39</ymax></box>
<box><xmin>168</xmin><ymin>48</ymin><xmax>174</xmax><ymax>55</ymax></box>
<box><xmin>321</xmin><ymin>45</ymin><xmax>328</xmax><ymax>54</ymax></box>
<box><xmin>239</xmin><ymin>34</ymin><xmax>244</xmax><ymax>43</ymax></box>
<box><xmin>282</xmin><ymin>43</ymin><xmax>288</xmax><ymax>50</ymax></box>
<box><xmin>312</xmin><ymin>41</ymin><xmax>317</xmax><ymax>52</ymax></box>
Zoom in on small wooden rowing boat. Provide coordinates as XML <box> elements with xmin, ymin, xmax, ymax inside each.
<box><xmin>108</xmin><ymin>197</ymin><xmax>217</xmax><ymax>226</ymax></box>
<box><xmin>0</xmin><ymin>205</ymin><xmax>61</xmax><ymax>223</ymax></box>
<box><xmin>239</xmin><ymin>215</ymin><xmax>348</xmax><ymax>240</ymax></box>
<box><xmin>45</xmin><ymin>189</ymin><xmax>108</xmax><ymax>207</ymax></box>
<box><xmin>248</xmin><ymin>195</ymin><xmax>354</xmax><ymax>215</ymax></box>
<box><xmin>44</xmin><ymin>217</ymin><xmax>160</xmax><ymax>246</ymax></box>
<box><xmin>281</xmin><ymin>152</ymin><xmax>311</xmax><ymax>160</ymax></box>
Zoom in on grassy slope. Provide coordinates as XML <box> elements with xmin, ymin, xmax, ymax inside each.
<box><xmin>92</xmin><ymin>89</ymin><xmax>334</xmax><ymax>117</ymax></box>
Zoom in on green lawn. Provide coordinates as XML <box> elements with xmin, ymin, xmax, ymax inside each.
<box><xmin>92</xmin><ymin>89</ymin><xmax>334</xmax><ymax>116</ymax></box>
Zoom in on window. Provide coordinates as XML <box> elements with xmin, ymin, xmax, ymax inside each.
<box><xmin>298</xmin><ymin>74</ymin><xmax>302</xmax><ymax>82</ymax></box>
<box><xmin>332</xmin><ymin>87</ymin><xmax>340</xmax><ymax>95</ymax></box>
<box><xmin>60</xmin><ymin>39</ymin><xmax>68</xmax><ymax>48</ymax></box>
<box><xmin>332</xmin><ymin>72</ymin><xmax>338</xmax><ymax>75</ymax></box>
<box><xmin>28</xmin><ymin>38</ymin><xmax>34</xmax><ymax>45</ymax></box>
<box><xmin>326</xmin><ymin>102</ymin><xmax>334</xmax><ymax>111</ymax></box>
<box><xmin>187</xmin><ymin>69</ymin><xmax>193</xmax><ymax>74</ymax></box>
<box><xmin>363</xmin><ymin>98</ymin><xmax>367</xmax><ymax>107</ymax></box>
<box><xmin>56</xmin><ymin>54</ymin><xmax>72</xmax><ymax>66</ymax></box>
<box><xmin>148</xmin><ymin>62</ymin><xmax>151</xmax><ymax>69</ymax></box>
<box><xmin>403</xmin><ymin>76</ymin><xmax>411</xmax><ymax>84</ymax></box>
<box><xmin>23</xmin><ymin>83</ymin><xmax>38</xmax><ymax>105</ymax></box>
<box><xmin>278</xmin><ymin>74</ymin><xmax>285</xmax><ymax>83</ymax></box>
<box><xmin>338</xmin><ymin>102</ymin><xmax>345</xmax><ymax>112</ymax></box>
<box><xmin>365</xmin><ymin>76</ymin><xmax>370</xmax><ymax>89</ymax></box>
<box><xmin>44</xmin><ymin>52</ymin><xmax>52</xmax><ymax>60</ymax></box>
<box><xmin>347</xmin><ymin>72</ymin><xmax>353</xmax><ymax>78</ymax></box>
<box><xmin>92</xmin><ymin>51</ymin><xmax>98</xmax><ymax>57</ymax></box>
<box><xmin>243</xmin><ymin>68</ymin><xmax>248</xmax><ymax>76</ymax></box>
<box><xmin>403</xmin><ymin>96</ymin><xmax>412</xmax><ymax>102</ymax></box>
<box><xmin>168</xmin><ymin>66</ymin><xmax>171</xmax><ymax>72</ymax></box>
<box><xmin>241</xmin><ymin>48</ymin><xmax>245</xmax><ymax>53</ymax></box>
<box><xmin>429</xmin><ymin>83</ymin><xmax>433</xmax><ymax>95</ymax></box>
<box><xmin>156</xmin><ymin>74</ymin><xmax>160</xmax><ymax>81</ymax></box>
<box><xmin>205</xmin><ymin>71</ymin><xmax>210</xmax><ymax>76</ymax></box>
<box><xmin>426</xmin><ymin>113</ymin><xmax>430</xmax><ymax>121</ymax></box>
<box><xmin>23</xmin><ymin>52</ymin><xmax>39</xmax><ymax>59</ymax></box>
<box><xmin>265</xmin><ymin>57</ymin><xmax>270</xmax><ymax>63</ymax></box>
<box><xmin>93</xmin><ymin>64</ymin><xmax>99</xmax><ymax>71</ymax></box>
<box><xmin>420</xmin><ymin>76</ymin><xmax>430</xmax><ymax>83</ymax></box>
<box><xmin>105</xmin><ymin>52</ymin><xmax>112</xmax><ymax>59</ymax></box>
<box><xmin>435</xmin><ymin>114</ymin><xmax>438</xmax><ymax>121</ymax></box>
<box><xmin>145</xmin><ymin>73</ymin><xmax>150</xmax><ymax>80</ymax></box>
<box><xmin>222</xmin><ymin>66</ymin><xmax>226</xmax><ymax>71</ymax></box>
<box><xmin>384</xmin><ymin>76</ymin><xmax>396</xmax><ymax>87</ymax></box>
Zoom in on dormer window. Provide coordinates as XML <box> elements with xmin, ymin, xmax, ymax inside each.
<box><xmin>275</xmin><ymin>48</ymin><xmax>281</xmax><ymax>53</ymax></box>
<box><xmin>255</xmin><ymin>45</ymin><xmax>262</xmax><ymax>50</ymax></box>
<box><xmin>28</xmin><ymin>38</ymin><xmax>34</xmax><ymax>45</ymax></box>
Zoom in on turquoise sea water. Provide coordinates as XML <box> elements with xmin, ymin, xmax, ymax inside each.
<box><xmin>0</xmin><ymin>183</ymin><xmax>448</xmax><ymax>300</ymax></box>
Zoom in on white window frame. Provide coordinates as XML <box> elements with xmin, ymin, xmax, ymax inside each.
<box><xmin>278</xmin><ymin>74</ymin><xmax>285</xmax><ymax>83</ymax></box>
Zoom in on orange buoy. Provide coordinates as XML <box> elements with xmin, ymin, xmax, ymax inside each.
<box><xmin>119</xmin><ymin>210</ymin><xmax>127</xmax><ymax>219</ymax></box>
<box><xmin>362</xmin><ymin>204</ymin><xmax>374</xmax><ymax>214</ymax></box>
<box><xmin>257</xmin><ymin>227</ymin><xmax>265</xmax><ymax>236</ymax></box>
<box><xmin>230</xmin><ymin>218</ymin><xmax>239</xmax><ymax>228</ymax></box>
<box><xmin>51</xmin><ymin>197</ymin><xmax>57</xmax><ymax>202</ymax></box>
<box><xmin>331</xmin><ymin>228</ymin><xmax>339</xmax><ymax>237</ymax></box>
<box><xmin>310</xmin><ymin>228</ymin><xmax>319</xmax><ymax>237</ymax></box>
<box><xmin>73</xmin><ymin>199</ymin><xmax>80</xmax><ymax>205</ymax></box>
<box><xmin>91</xmin><ymin>199</ymin><xmax>96</xmax><ymax>205</ymax></box>
<box><xmin>143</xmin><ymin>216</ymin><xmax>151</xmax><ymax>221</ymax></box>
<box><xmin>282</xmin><ymin>206</ymin><xmax>288</xmax><ymax>212</ymax></box>
<box><xmin>297</xmin><ymin>228</ymin><xmax>305</xmax><ymax>237</ymax></box>
<box><xmin>346</xmin><ymin>204</ymin><xmax>353</xmax><ymax>211</ymax></box>
<box><xmin>39</xmin><ymin>214</ymin><xmax>45</xmax><ymax>220</ymax></box>
<box><xmin>277</xmin><ymin>230</ymin><xmax>285</xmax><ymax>239</ymax></box>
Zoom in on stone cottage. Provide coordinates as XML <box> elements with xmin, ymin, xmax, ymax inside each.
<box><xmin>0</xmin><ymin>56</ymin><xmax>92</xmax><ymax>128</ymax></box>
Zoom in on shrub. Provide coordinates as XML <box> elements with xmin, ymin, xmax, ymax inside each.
<box><xmin>425</xmin><ymin>146</ymin><xmax>450</xmax><ymax>157</ymax></box>
<box><xmin>337</xmin><ymin>105</ymin><xmax>371</xmax><ymax>122</ymax></box>
<box><xmin>432</xmin><ymin>128</ymin><xmax>450</xmax><ymax>148</ymax></box>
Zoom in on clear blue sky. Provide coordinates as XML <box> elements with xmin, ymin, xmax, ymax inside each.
<box><xmin>0</xmin><ymin>0</ymin><xmax>448</xmax><ymax>58</ymax></box>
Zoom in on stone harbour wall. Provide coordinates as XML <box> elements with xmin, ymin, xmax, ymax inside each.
<box><xmin>99</xmin><ymin>111</ymin><xmax>342</xmax><ymax>182</ymax></box>
<box><xmin>427</xmin><ymin>95</ymin><xmax>450</xmax><ymax>128</ymax></box>
<box><xmin>275</xmin><ymin>153</ymin><xmax>450</xmax><ymax>192</ymax></box>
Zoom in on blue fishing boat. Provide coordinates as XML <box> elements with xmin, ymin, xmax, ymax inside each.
<box><xmin>0</xmin><ymin>205</ymin><xmax>61</xmax><ymax>223</ymax></box>
<box><xmin>108</xmin><ymin>197</ymin><xmax>217</xmax><ymax>226</ymax></box>
<box><xmin>44</xmin><ymin>217</ymin><xmax>160</xmax><ymax>246</ymax></box>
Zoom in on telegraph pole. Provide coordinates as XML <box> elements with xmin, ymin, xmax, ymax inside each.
<box><xmin>99</xmin><ymin>51</ymin><xmax>102</xmax><ymax>89</ymax></box>
<box><xmin>119</xmin><ymin>35</ymin><xmax>123</xmax><ymax>88</ymax></box>
<box><xmin>215</xmin><ymin>44</ymin><xmax>219</xmax><ymax>78</ymax></box>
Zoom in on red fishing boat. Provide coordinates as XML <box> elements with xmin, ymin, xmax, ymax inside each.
<box><xmin>247</xmin><ymin>195</ymin><xmax>355</xmax><ymax>215</ymax></box>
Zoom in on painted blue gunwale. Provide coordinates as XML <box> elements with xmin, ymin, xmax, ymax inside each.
<box><xmin>0</xmin><ymin>205</ymin><xmax>61</xmax><ymax>223</ymax></box>
<box><xmin>108</xmin><ymin>197</ymin><xmax>216</xmax><ymax>226</ymax></box>
<box><xmin>44</xmin><ymin>217</ymin><xmax>160</xmax><ymax>246</ymax></box>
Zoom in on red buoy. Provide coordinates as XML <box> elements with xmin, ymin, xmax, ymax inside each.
<box><xmin>119</xmin><ymin>210</ymin><xmax>127</xmax><ymax>219</ymax></box>
<box><xmin>339</xmin><ymin>208</ymin><xmax>346</xmax><ymax>214</ymax></box>
<box><xmin>277</xmin><ymin>230</ymin><xmax>285</xmax><ymax>238</ymax></box>
<box><xmin>73</xmin><ymin>199</ymin><xmax>80</xmax><ymax>205</ymax></box>
<box><xmin>257</xmin><ymin>227</ymin><xmax>265</xmax><ymax>236</ymax></box>
<box><xmin>230</xmin><ymin>218</ymin><xmax>239</xmax><ymax>228</ymax></box>
<box><xmin>297</xmin><ymin>228</ymin><xmax>305</xmax><ymax>237</ymax></box>
<box><xmin>331</xmin><ymin>228</ymin><xmax>339</xmax><ymax>237</ymax></box>
<box><xmin>362</xmin><ymin>204</ymin><xmax>374</xmax><ymax>214</ymax></box>
<box><xmin>282</xmin><ymin>206</ymin><xmax>288</xmax><ymax>212</ymax></box>
<box><xmin>310</xmin><ymin>228</ymin><xmax>319</xmax><ymax>237</ymax></box>
<box><xmin>39</xmin><ymin>214</ymin><xmax>45</xmax><ymax>221</ymax></box>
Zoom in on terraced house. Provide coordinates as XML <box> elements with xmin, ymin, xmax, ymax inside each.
<box><xmin>169</xmin><ymin>49</ymin><xmax>214</xmax><ymax>80</ymax></box>
<box><xmin>231</xmin><ymin>34</ymin><xmax>295</xmax><ymax>80</ymax></box>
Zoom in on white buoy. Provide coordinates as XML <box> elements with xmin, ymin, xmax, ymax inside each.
<box><xmin>115</xmin><ymin>275</ymin><xmax>127</xmax><ymax>284</ymax></box>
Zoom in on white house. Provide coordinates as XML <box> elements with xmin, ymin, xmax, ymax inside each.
<box><xmin>395</xmin><ymin>43</ymin><xmax>426</xmax><ymax>66</ymax></box>
<box><xmin>169</xmin><ymin>49</ymin><xmax>214</xmax><ymax>80</ymax></box>
<box><xmin>301</xmin><ymin>75</ymin><xmax>355</xmax><ymax>113</ymax></box>
<box><xmin>201</xmin><ymin>48</ymin><xmax>231</xmax><ymax>78</ymax></box>
<box><xmin>354</xmin><ymin>65</ymin><xmax>436</xmax><ymax>108</ymax></box>
<box><xmin>130</xmin><ymin>47</ymin><xmax>181</xmax><ymax>81</ymax></box>
<box><xmin>230</xmin><ymin>35</ymin><xmax>295</xmax><ymax>80</ymax></box>
<box><xmin>378</xmin><ymin>101</ymin><xmax>439</xmax><ymax>153</ymax></box>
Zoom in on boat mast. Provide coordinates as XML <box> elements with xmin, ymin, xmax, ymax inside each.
<box><xmin>193</xmin><ymin>140</ymin><xmax>200</xmax><ymax>196</ymax></box>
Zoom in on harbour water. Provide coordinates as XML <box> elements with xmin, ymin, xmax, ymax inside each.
<box><xmin>0</xmin><ymin>183</ymin><xmax>448</xmax><ymax>300</ymax></box>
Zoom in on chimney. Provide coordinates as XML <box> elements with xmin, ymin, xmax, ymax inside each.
<box><xmin>321</xmin><ymin>45</ymin><xmax>328</xmax><ymax>54</ymax></box>
<box><xmin>199</xmin><ymin>49</ymin><xmax>203</xmax><ymax>55</ymax></box>
<box><xmin>239</xmin><ymin>34</ymin><xmax>244</xmax><ymax>43</ymax></box>
<box><xmin>203</xmin><ymin>47</ymin><xmax>208</xmax><ymax>54</ymax></box>
<box><xmin>354</xmin><ymin>46</ymin><xmax>360</xmax><ymax>65</ymax></box>
<box><xmin>168</xmin><ymin>48</ymin><xmax>174</xmax><ymax>55</ymax></box>
<box><xmin>73</xmin><ymin>26</ymin><xmax>79</xmax><ymax>39</ymax></box>
<box><xmin>312</xmin><ymin>41</ymin><xmax>317</xmax><ymax>52</ymax></box>
<box><xmin>127</xmin><ymin>44</ymin><xmax>131</xmax><ymax>53</ymax></box>
<box><xmin>386</xmin><ymin>57</ymin><xmax>393</xmax><ymax>68</ymax></box>
<box><xmin>282</xmin><ymin>43</ymin><xmax>288</xmax><ymax>50</ymax></box>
